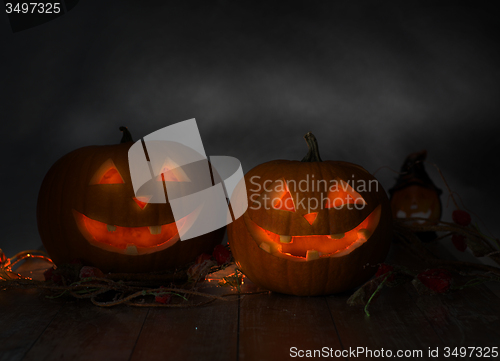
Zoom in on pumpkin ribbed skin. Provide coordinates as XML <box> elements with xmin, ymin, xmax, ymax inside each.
<box><xmin>37</xmin><ymin>140</ymin><xmax>225</xmax><ymax>273</ymax></box>
<box><xmin>228</xmin><ymin>159</ymin><xmax>393</xmax><ymax>296</ymax></box>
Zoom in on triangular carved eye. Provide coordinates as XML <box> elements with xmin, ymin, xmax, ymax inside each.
<box><xmin>155</xmin><ymin>158</ymin><xmax>190</xmax><ymax>182</ymax></box>
<box><xmin>324</xmin><ymin>180</ymin><xmax>366</xmax><ymax>209</ymax></box>
<box><xmin>89</xmin><ymin>159</ymin><xmax>125</xmax><ymax>185</ymax></box>
<box><xmin>99</xmin><ymin>167</ymin><xmax>124</xmax><ymax>184</ymax></box>
<box><xmin>273</xmin><ymin>188</ymin><xmax>296</xmax><ymax>212</ymax></box>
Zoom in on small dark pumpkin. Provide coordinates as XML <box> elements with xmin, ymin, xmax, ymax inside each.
<box><xmin>389</xmin><ymin>150</ymin><xmax>442</xmax><ymax>225</ymax></box>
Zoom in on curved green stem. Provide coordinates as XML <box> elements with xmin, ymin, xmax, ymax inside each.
<box><xmin>119</xmin><ymin>126</ymin><xmax>133</xmax><ymax>143</ymax></box>
<box><xmin>301</xmin><ymin>132</ymin><xmax>322</xmax><ymax>162</ymax></box>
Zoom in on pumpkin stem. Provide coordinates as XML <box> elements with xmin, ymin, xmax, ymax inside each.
<box><xmin>119</xmin><ymin>126</ymin><xmax>133</xmax><ymax>143</ymax></box>
<box><xmin>301</xmin><ymin>132</ymin><xmax>322</xmax><ymax>162</ymax></box>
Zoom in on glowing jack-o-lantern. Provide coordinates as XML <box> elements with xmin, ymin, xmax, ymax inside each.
<box><xmin>37</xmin><ymin>127</ymin><xmax>225</xmax><ymax>273</ymax></box>
<box><xmin>228</xmin><ymin>133</ymin><xmax>392</xmax><ymax>296</ymax></box>
<box><xmin>389</xmin><ymin>150</ymin><xmax>442</xmax><ymax>225</ymax></box>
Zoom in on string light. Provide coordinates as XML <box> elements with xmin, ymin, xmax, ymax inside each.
<box><xmin>0</xmin><ymin>248</ymin><xmax>54</xmax><ymax>281</ymax></box>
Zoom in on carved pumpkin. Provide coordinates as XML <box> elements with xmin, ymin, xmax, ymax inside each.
<box><xmin>37</xmin><ymin>127</ymin><xmax>225</xmax><ymax>273</ymax></box>
<box><xmin>389</xmin><ymin>150</ymin><xmax>442</xmax><ymax>225</ymax></box>
<box><xmin>228</xmin><ymin>133</ymin><xmax>392</xmax><ymax>296</ymax></box>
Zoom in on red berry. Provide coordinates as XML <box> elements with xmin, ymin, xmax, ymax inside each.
<box><xmin>417</xmin><ymin>269</ymin><xmax>452</xmax><ymax>293</ymax></box>
<box><xmin>452</xmin><ymin>209</ymin><xmax>471</xmax><ymax>226</ymax></box>
<box><xmin>79</xmin><ymin>266</ymin><xmax>104</xmax><ymax>279</ymax></box>
<box><xmin>155</xmin><ymin>294</ymin><xmax>171</xmax><ymax>304</ymax></box>
<box><xmin>375</xmin><ymin>263</ymin><xmax>395</xmax><ymax>282</ymax></box>
<box><xmin>451</xmin><ymin>234</ymin><xmax>467</xmax><ymax>252</ymax></box>
<box><xmin>43</xmin><ymin>267</ymin><xmax>55</xmax><ymax>281</ymax></box>
<box><xmin>155</xmin><ymin>287</ymin><xmax>172</xmax><ymax>304</ymax></box>
<box><xmin>44</xmin><ymin>267</ymin><xmax>63</xmax><ymax>285</ymax></box>
<box><xmin>213</xmin><ymin>245</ymin><xmax>231</xmax><ymax>265</ymax></box>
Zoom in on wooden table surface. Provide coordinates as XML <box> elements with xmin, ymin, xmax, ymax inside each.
<box><xmin>1</xmin><ymin>242</ymin><xmax>499</xmax><ymax>361</ymax></box>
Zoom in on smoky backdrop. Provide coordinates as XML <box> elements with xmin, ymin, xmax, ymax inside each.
<box><xmin>1</xmin><ymin>0</ymin><xmax>499</xmax><ymax>255</ymax></box>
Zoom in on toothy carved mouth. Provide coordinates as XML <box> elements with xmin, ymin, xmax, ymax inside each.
<box><xmin>244</xmin><ymin>205</ymin><xmax>382</xmax><ymax>261</ymax></box>
<box><xmin>73</xmin><ymin>210</ymin><xmax>194</xmax><ymax>256</ymax></box>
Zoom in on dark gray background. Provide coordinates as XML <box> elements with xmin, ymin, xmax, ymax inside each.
<box><xmin>1</xmin><ymin>0</ymin><xmax>499</xmax><ymax>256</ymax></box>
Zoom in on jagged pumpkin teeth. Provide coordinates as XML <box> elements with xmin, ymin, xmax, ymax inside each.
<box><xmin>332</xmin><ymin>249</ymin><xmax>350</xmax><ymax>258</ymax></box>
<box><xmin>228</xmin><ymin>132</ymin><xmax>393</xmax><ymax>296</ymax></box>
<box><xmin>328</xmin><ymin>233</ymin><xmax>345</xmax><ymax>239</ymax></box>
<box><xmin>37</xmin><ymin>126</ymin><xmax>226</xmax><ymax>274</ymax></box>
<box><xmin>125</xmin><ymin>244</ymin><xmax>138</xmax><ymax>255</ymax></box>
<box><xmin>306</xmin><ymin>249</ymin><xmax>320</xmax><ymax>261</ymax></box>
<box><xmin>259</xmin><ymin>242</ymin><xmax>271</xmax><ymax>253</ymax></box>
<box><xmin>357</xmin><ymin>229</ymin><xmax>370</xmax><ymax>240</ymax></box>
<box><xmin>148</xmin><ymin>226</ymin><xmax>162</xmax><ymax>235</ymax></box>
<box><xmin>279</xmin><ymin>235</ymin><xmax>292</xmax><ymax>243</ymax></box>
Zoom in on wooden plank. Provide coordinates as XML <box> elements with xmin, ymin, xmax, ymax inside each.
<box><xmin>0</xmin><ymin>255</ymin><xmax>60</xmax><ymax>361</ymax></box>
<box><xmin>21</xmin><ymin>301</ymin><xmax>148</xmax><ymax>361</ymax></box>
<box><xmin>130</xmin><ymin>300</ymin><xmax>239</xmax><ymax>361</ymax></box>
<box><xmin>379</xmin><ymin>240</ymin><xmax>500</xmax><ymax>350</ymax></box>
<box><xmin>0</xmin><ymin>289</ymin><xmax>61</xmax><ymax>361</ymax></box>
<box><xmin>4</xmin><ymin>239</ymin><xmax>496</xmax><ymax>361</ymax></box>
<box><xmin>406</xmin><ymin>282</ymin><xmax>500</xmax><ymax>348</ymax></box>
<box><xmin>426</xmin><ymin>241</ymin><xmax>500</xmax><ymax>299</ymax></box>
<box><xmin>484</xmin><ymin>281</ymin><xmax>500</xmax><ymax>299</ymax></box>
<box><xmin>396</xmin><ymin>240</ymin><xmax>500</xmax><ymax>347</ymax></box>
<box><xmin>239</xmin><ymin>293</ymin><xmax>342</xmax><ymax>360</ymax></box>
<box><xmin>407</xmin><ymin>241</ymin><xmax>500</xmax><ymax>347</ymax></box>
<box><xmin>327</xmin><ymin>287</ymin><xmax>443</xmax><ymax>360</ymax></box>
<box><xmin>325</xmin><ymin>239</ymin><xmax>500</xmax><ymax>359</ymax></box>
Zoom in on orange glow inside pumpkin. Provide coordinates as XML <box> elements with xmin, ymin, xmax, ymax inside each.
<box><xmin>303</xmin><ymin>212</ymin><xmax>318</xmax><ymax>225</ymax></box>
<box><xmin>72</xmin><ymin>210</ymin><xmax>195</xmax><ymax>255</ymax></box>
<box><xmin>98</xmin><ymin>167</ymin><xmax>125</xmax><ymax>184</ymax></box>
<box><xmin>157</xmin><ymin>170</ymin><xmax>181</xmax><ymax>182</ymax></box>
<box><xmin>273</xmin><ymin>185</ymin><xmax>296</xmax><ymax>212</ymax></box>
<box><xmin>89</xmin><ymin>159</ymin><xmax>125</xmax><ymax>185</ymax></box>
<box><xmin>133</xmin><ymin>196</ymin><xmax>151</xmax><ymax>210</ymax></box>
<box><xmin>391</xmin><ymin>185</ymin><xmax>441</xmax><ymax>224</ymax></box>
<box><xmin>245</xmin><ymin>205</ymin><xmax>381</xmax><ymax>260</ymax></box>
<box><xmin>154</xmin><ymin>160</ymin><xmax>190</xmax><ymax>182</ymax></box>
<box><xmin>324</xmin><ymin>180</ymin><xmax>365</xmax><ymax>209</ymax></box>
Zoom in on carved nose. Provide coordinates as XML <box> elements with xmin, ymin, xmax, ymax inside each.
<box><xmin>133</xmin><ymin>196</ymin><xmax>151</xmax><ymax>210</ymax></box>
<box><xmin>303</xmin><ymin>212</ymin><xmax>318</xmax><ymax>225</ymax></box>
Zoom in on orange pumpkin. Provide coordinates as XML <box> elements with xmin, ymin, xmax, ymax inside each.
<box><xmin>228</xmin><ymin>133</ymin><xmax>392</xmax><ymax>296</ymax></box>
<box><xmin>37</xmin><ymin>127</ymin><xmax>225</xmax><ymax>273</ymax></box>
<box><xmin>389</xmin><ymin>150</ymin><xmax>442</xmax><ymax>226</ymax></box>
